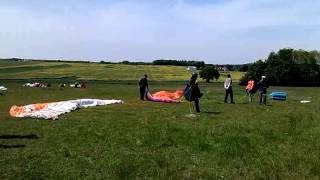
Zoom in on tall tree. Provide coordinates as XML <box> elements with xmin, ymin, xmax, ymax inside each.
<box><xmin>199</xmin><ymin>65</ymin><xmax>220</xmax><ymax>83</ymax></box>
<box><xmin>240</xmin><ymin>48</ymin><xmax>320</xmax><ymax>86</ymax></box>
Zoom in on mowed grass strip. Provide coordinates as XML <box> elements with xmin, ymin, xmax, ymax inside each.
<box><xmin>0</xmin><ymin>81</ymin><xmax>319</xmax><ymax>179</ymax></box>
<box><xmin>0</xmin><ymin>61</ymin><xmax>192</xmax><ymax>81</ymax></box>
<box><xmin>0</xmin><ymin>60</ymin><xmax>244</xmax><ymax>82</ymax></box>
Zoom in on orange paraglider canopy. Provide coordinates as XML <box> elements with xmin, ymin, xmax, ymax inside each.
<box><xmin>145</xmin><ymin>89</ymin><xmax>183</xmax><ymax>103</ymax></box>
<box><xmin>9</xmin><ymin>103</ymin><xmax>48</xmax><ymax>117</ymax></box>
<box><xmin>151</xmin><ymin>90</ymin><xmax>183</xmax><ymax>101</ymax></box>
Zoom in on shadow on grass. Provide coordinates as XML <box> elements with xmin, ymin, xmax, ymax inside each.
<box><xmin>202</xmin><ymin>111</ymin><xmax>221</xmax><ymax>114</ymax></box>
<box><xmin>0</xmin><ymin>134</ymin><xmax>39</xmax><ymax>149</ymax></box>
<box><xmin>0</xmin><ymin>144</ymin><xmax>26</xmax><ymax>149</ymax></box>
<box><xmin>259</xmin><ymin>104</ymin><xmax>273</xmax><ymax>107</ymax></box>
<box><xmin>0</xmin><ymin>134</ymin><xmax>39</xmax><ymax>139</ymax></box>
<box><xmin>239</xmin><ymin>101</ymin><xmax>250</xmax><ymax>104</ymax></box>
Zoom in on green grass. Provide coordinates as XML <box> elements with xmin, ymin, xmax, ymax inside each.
<box><xmin>1</xmin><ymin>79</ymin><xmax>320</xmax><ymax>179</ymax></box>
<box><xmin>0</xmin><ymin>60</ymin><xmax>192</xmax><ymax>81</ymax></box>
<box><xmin>0</xmin><ymin>60</ymin><xmax>244</xmax><ymax>82</ymax></box>
<box><xmin>219</xmin><ymin>71</ymin><xmax>245</xmax><ymax>82</ymax></box>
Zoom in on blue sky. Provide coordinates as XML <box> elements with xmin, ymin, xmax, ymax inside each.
<box><xmin>0</xmin><ymin>0</ymin><xmax>319</xmax><ymax>64</ymax></box>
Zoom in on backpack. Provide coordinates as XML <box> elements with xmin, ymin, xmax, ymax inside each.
<box><xmin>251</xmin><ymin>80</ymin><xmax>258</xmax><ymax>94</ymax></box>
<box><xmin>138</xmin><ymin>78</ymin><xmax>143</xmax><ymax>86</ymax></box>
<box><xmin>183</xmin><ymin>84</ymin><xmax>192</xmax><ymax>101</ymax></box>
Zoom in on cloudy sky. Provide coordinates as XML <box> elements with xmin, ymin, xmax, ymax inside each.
<box><xmin>0</xmin><ymin>0</ymin><xmax>319</xmax><ymax>64</ymax></box>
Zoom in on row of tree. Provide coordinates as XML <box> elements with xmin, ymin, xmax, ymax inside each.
<box><xmin>199</xmin><ymin>65</ymin><xmax>220</xmax><ymax>83</ymax></box>
<box><xmin>101</xmin><ymin>59</ymin><xmax>206</xmax><ymax>68</ymax></box>
<box><xmin>152</xmin><ymin>60</ymin><xmax>205</xmax><ymax>69</ymax></box>
<box><xmin>240</xmin><ymin>48</ymin><xmax>320</xmax><ymax>86</ymax></box>
<box><xmin>215</xmin><ymin>64</ymin><xmax>249</xmax><ymax>72</ymax></box>
<box><xmin>4</xmin><ymin>49</ymin><xmax>319</xmax><ymax>86</ymax></box>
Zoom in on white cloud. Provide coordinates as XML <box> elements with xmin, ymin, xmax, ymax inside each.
<box><xmin>0</xmin><ymin>0</ymin><xmax>319</xmax><ymax>63</ymax></box>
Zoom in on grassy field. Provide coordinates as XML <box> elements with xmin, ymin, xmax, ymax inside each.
<box><xmin>0</xmin><ymin>60</ymin><xmax>244</xmax><ymax>82</ymax></box>
<box><xmin>0</xmin><ymin>60</ymin><xmax>191</xmax><ymax>81</ymax></box>
<box><xmin>0</xmin><ymin>61</ymin><xmax>319</xmax><ymax>179</ymax></box>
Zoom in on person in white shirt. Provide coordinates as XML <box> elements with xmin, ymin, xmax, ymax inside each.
<box><xmin>224</xmin><ymin>74</ymin><xmax>234</xmax><ymax>103</ymax></box>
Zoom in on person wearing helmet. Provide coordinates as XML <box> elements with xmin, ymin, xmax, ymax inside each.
<box><xmin>138</xmin><ymin>74</ymin><xmax>149</xmax><ymax>100</ymax></box>
<box><xmin>257</xmin><ymin>75</ymin><xmax>269</xmax><ymax>105</ymax></box>
<box><xmin>186</xmin><ymin>73</ymin><xmax>202</xmax><ymax>112</ymax></box>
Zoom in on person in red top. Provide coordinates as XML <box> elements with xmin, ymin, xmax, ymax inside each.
<box><xmin>246</xmin><ymin>76</ymin><xmax>255</xmax><ymax>103</ymax></box>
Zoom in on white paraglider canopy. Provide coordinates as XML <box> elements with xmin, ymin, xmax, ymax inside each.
<box><xmin>0</xmin><ymin>86</ymin><xmax>7</xmax><ymax>91</ymax></box>
<box><xmin>186</xmin><ymin>66</ymin><xmax>197</xmax><ymax>73</ymax></box>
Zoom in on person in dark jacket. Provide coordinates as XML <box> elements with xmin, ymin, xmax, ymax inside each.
<box><xmin>138</xmin><ymin>74</ymin><xmax>149</xmax><ymax>100</ymax></box>
<box><xmin>187</xmin><ymin>73</ymin><xmax>202</xmax><ymax>112</ymax></box>
<box><xmin>257</xmin><ymin>76</ymin><xmax>269</xmax><ymax>105</ymax></box>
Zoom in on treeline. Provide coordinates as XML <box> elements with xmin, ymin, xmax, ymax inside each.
<box><xmin>101</xmin><ymin>59</ymin><xmax>206</xmax><ymax>68</ymax></box>
<box><xmin>152</xmin><ymin>60</ymin><xmax>205</xmax><ymax>68</ymax></box>
<box><xmin>1</xmin><ymin>58</ymin><xmax>208</xmax><ymax>68</ymax></box>
<box><xmin>110</xmin><ymin>60</ymin><xmax>152</xmax><ymax>65</ymax></box>
<box><xmin>0</xmin><ymin>58</ymin><xmax>93</xmax><ymax>64</ymax></box>
<box><xmin>104</xmin><ymin>60</ymin><xmax>251</xmax><ymax>72</ymax></box>
<box><xmin>215</xmin><ymin>64</ymin><xmax>249</xmax><ymax>72</ymax></box>
<box><xmin>241</xmin><ymin>48</ymin><xmax>320</xmax><ymax>86</ymax></box>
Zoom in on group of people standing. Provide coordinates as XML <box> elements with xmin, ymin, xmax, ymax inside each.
<box><xmin>138</xmin><ymin>73</ymin><xmax>203</xmax><ymax>112</ymax></box>
<box><xmin>138</xmin><ymin>73</ymin><xmax>269</xmax><ymax>113</ymax></box>
<box><xmin>224</xmin><ymin>74</ymin><xmax>269</xmax><ymax>105</ymax></box>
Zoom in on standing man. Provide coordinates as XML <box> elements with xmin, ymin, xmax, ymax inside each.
<box><xmin>224</xmin><ymin>74</ymin><xmax>234</xmax><ymax>103</ymax></box>
<box><xmin>138</xmin><ymin>74</ymin><xmax>148</xmax><ymax>100</ymax></box>
<box><xmin>186</xmin><ymin>73</ymin><xmax>202</xmax><ymax>112</ymax></box>
<box><xmin>258</xmin><ymin>75</ymin><xmax>268</xmax><ymax>105</ymax></box>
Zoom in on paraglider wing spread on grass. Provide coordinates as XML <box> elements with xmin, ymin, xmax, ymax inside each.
<box><xmin>145</xmin><ymin>89</ymin><xmax>183</xmax><ymax>103</ymax></box>
<box><xmin>270</xmin><ymin>92</ymin><xmax>287</xmax><ymax>101</ymax></box>
<box><xmin>9</xmin><ymin>99</ymin><xmax>123</xmax><ymax>120</ymax></box>
<box><xmin>0</xmin><ymin>86</ymin><xmax>7</xmax><ymax>91</ymax></box>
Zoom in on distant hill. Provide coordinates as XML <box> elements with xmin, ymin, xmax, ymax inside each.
<box><xmin>0</xmin><ymin>60</ymin><xmax>191</xmax><ymax>81</ymax></box>
<box><xmin>0</xmin><ymin>59</ymin><xmax>244</xmax><ymax>82</ymax></box>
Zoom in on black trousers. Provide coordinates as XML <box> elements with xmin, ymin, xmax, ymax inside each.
<box><xmin>225</xmin><ymin>87</ymin><xmax>234</xmax><ymax>103</ymax></box>
<box><xmin>140</xmin><ymin>87</ymin><xmax>146</xmax><ymax>100</ymax></box>
<box><xmin>194</xmin><ymin>98</ymin><xmax>200</xmax><ymax>112</ymax></box>
<box><xmin>259</xmin><ymin>90</ymin><xmax>267</xmax><ymax>105</ymax></box>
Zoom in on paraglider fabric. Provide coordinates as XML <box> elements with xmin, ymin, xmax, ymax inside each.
<box><xmin>23</xmin><ymin>82</ymin><xmax>49</xmax><ymax>88</ymax></box>
<box><xmin>9</xmin><ymin>99</ymin><xmax>123</xmax><ymax>120</ymax></box>
<box><xmin>0</xmin><ymin>86</ymin><xmax>7</xmax><ymax>91</ymax></box>
<box><xmin>269</xmin><ymin>92</ymin><xmax>287</xmax><ymax>101</ymax></box>
<box><xmin>145</xmin><ymin>89</ymin><xmax>183</xmax><ymax>103</ymax></box>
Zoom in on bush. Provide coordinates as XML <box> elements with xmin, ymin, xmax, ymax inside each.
<box><xmin>199</xmin><ymin>65</ymin><xmax>220</xmax><ymax>83</ymax></box>
<box><xmin>240</xmin><ymin>48</ymin><xmax>320</xmax><ymax>86</ymax></box>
